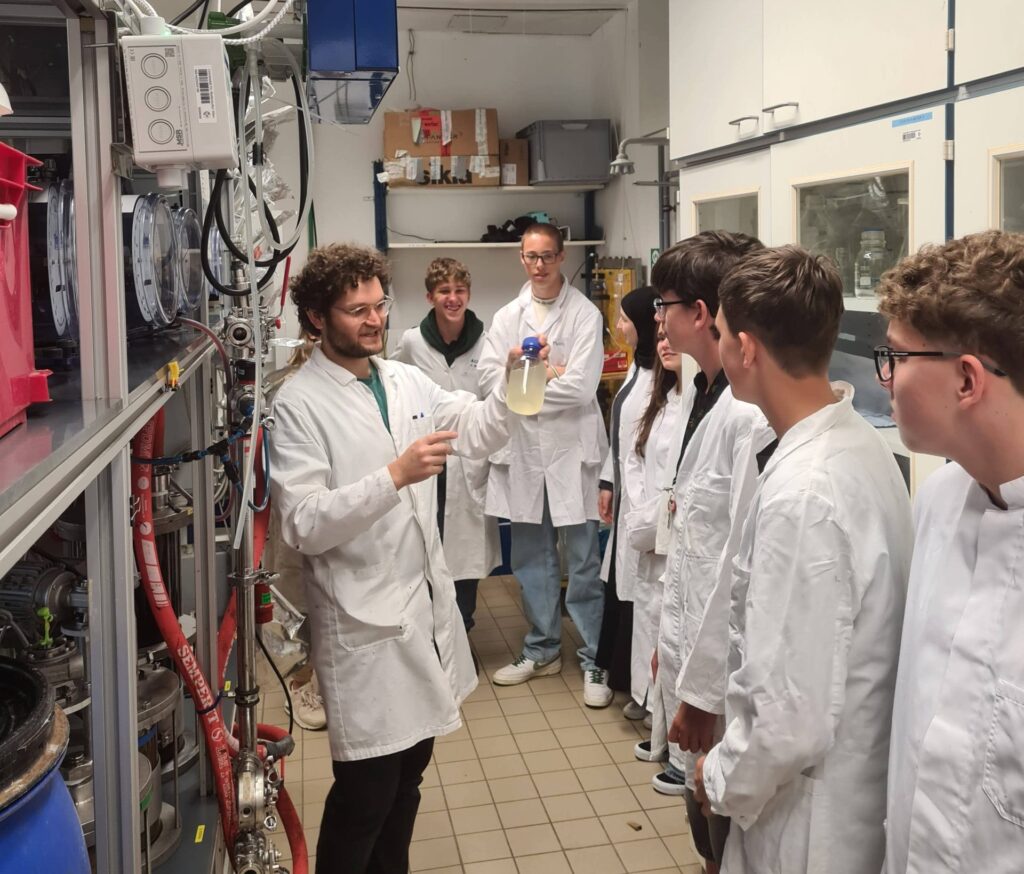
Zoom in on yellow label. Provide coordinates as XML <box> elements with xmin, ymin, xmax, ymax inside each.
<box><xmin>195</xmin><ymin>825</ymin><xmax>205</xmax><ymax>843</ymax></box>
<box><xmin>224</xmin><ymin>680</ymin><xmax>232</xmax><ymax>691</ymax></box>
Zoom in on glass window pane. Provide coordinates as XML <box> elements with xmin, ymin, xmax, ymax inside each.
<box><xmin>696</xmin><ymin>194</ymin><xmax>758</xmax><ymax>238</ymax></box>
<box><xmin>1000</xmin><ymin>156</ymin><xmax>1024</xmax><ymax>232</ymax></box>
<box><xmin>798</xmin><ymin>170</ymin><xmax>910</xmax><ymax>298</ymax></box>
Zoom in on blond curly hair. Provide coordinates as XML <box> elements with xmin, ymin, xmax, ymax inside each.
<box><xmin>424</xmin><ymin>257</ymin><xmax>471</xmax><ymax>294</ymax></box>
<box><xmin>877</xmin><ymin>230</ymin><xmax>1024</xmax><ymax>393</ymax></box>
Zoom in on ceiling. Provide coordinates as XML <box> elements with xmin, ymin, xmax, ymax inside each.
<box><xmin>397</xmin><ymin>3</ymin><xmax>626</xmax><ymax>36</ymax></box>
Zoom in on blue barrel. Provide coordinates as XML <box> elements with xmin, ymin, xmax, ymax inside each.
<box><xmin>0</xmin><ymin>658</ymin><xmax>89</xmax><ymax>874</ymax></box>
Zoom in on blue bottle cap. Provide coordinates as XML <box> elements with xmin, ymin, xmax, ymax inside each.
<box><xmin>521</xmin><ymin>336</ymin><xmax>542</xmax><ymax>357</ymax></box>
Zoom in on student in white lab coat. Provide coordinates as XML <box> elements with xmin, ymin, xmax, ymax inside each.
<box><xmin>391</xmin><ymin>257</ymin><xmax>501</xmax><ymax>636</ymax></box>
<box><xmin>269</xmin><ymin>243</ymin><xmax>535</xmax><ymax>874</ymax></box>
<box><xmin>694</xmin><ymin>246</ymin><xmax>913</xmax><ymax>874</ymax></box>
<box><xmin>479</xmin><ymin>223</ymin><xmax>612</xmax><ymax>708</ymax></box>
<box><xmin>640</xmin><ymin>232</ymin><xmax>764</xmax><ymax>820</ymax></box>
<box><xmin>622</xmin><ymin>335</ymin><xmax>684</xmax><ymax>730</ymax></box>
<box><xmin>595</xmin><ymin>286</ymin><xmax>659</xmax><ymax>713</ymax></box>
<box><xmin>876</xmin><ymin>230</ymin><xmax>1024</xmax><ymax>874</ymax></box>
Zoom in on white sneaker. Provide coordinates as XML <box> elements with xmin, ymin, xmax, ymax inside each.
<box><xmin>634</xmin><ymin>739</ymin><xmax>668</xmax><ymax>763</ymax></box>
<box><xmin>643</xmin><ymin>712</ymin><xmax>653</xmax><ymax>730</ymax></box>
<box><xmin>622</xmin><ymin>700</ymin><xmax>646</xmax><ymax>721</ymax></box>
<box><xmin>493</xmin><ymin>654</ymin><xmax>562</xmax><ymax>686</ymax></box>
<box><xmin>290</xmin><ymin>673</ymin><xmax>326</xmax><ymax>731</ymax></box>
<box><xmin>582</xmin><ymin>668</ymin><xmax>613</xmax><ymax>708</ymax></box>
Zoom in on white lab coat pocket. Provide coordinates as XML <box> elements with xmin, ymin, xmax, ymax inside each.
<box><xmin>331</xmin><ymin>561</ymin><xmax>409</xmax><ymax>653</ymax></box>
<box><xmin>681</xmin><ymin>482</ymin><xmax>730</xmax><ymax>560</ymax></box>
<box><xmin>742</xmin><ymin>773</ymin><xmax>817</xmax><ymax>873</ymax></box>
<box><xmin>983</xmin><ymin>678</ymin><xmax>1024</xmax><ymax>828</ymax></box>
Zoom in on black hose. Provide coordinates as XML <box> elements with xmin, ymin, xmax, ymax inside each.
<box><xmin>255</xmin><ymin>630</ymin><xmax>294</xmax><ymax>737</ymax></box>
<box><xmin>170</xmin><ymin>0</ymin><xmax>206</xmax><ymax>25</ymax></box>
<box><xmin>225</xmin><ymin>0</ymin><xmax>252</xmax><ymax>17</ymax></box>
<box><xmin>201</xmin><ymin>170</ymin><xmax>272</xmax><ymax>297</ymax></box>
<box><xmin>214</xmin><ymin>65</ymin><xmax>308</xmax><ymax>268</ymax></box>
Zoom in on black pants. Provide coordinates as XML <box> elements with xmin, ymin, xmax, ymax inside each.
<box><xmin>315</xmin><ymin>737</ymin><xmax>435</xmax><ymax>874</ymax></box>
<box><xmin>684</xmin><ymin>786</ymin><xmax>731</xmax><ymax>865</ymax></box>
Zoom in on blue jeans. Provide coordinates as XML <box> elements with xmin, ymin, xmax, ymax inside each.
<box><xmin>509</xmin><ymin>491</ymin><xmax>604</xmax><ymax>671</ymax></box>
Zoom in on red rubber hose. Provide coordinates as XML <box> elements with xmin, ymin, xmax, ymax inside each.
<box><xmin>132</xmin><ymin>417</ymin><xmax>239</xmax><ymax>847</ymax></box>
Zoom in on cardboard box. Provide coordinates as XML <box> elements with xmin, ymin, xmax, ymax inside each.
<box><xmin>384</xmin><ymin>153</ymin><xmax>501</xmax><ymax>187</ymax></box>
<box><xmin>499</xmin><ymin>138</ymin><xmax>529</xmax><ymax>186</ymax></box>
<box><xmin>383</xmin><ymin>108</ymin><xmax>498</xmax><ymax>160</ymax></box>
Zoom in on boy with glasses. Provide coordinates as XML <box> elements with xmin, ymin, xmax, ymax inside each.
<box><xmin>693</xmin><ymin>245</ymin><xmax>913</xmax><ymax>874</ymax></box>
<box><xmin>642</xmin><ymin>231</ymin><xmax>767</xmax><ymax>874</ymax></box>
<box><xmin>877</xmin><ymin>230</ymin><xmax>1024</xmax><ymax>874</ymax></box>
<box><xmin>479</xmin><ymin>223</ymin><xmax>611</xmax><ymax>707</ymax></box>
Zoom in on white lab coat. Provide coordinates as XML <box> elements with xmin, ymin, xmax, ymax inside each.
<box><xmin>479</xmin><ymin>279</ymin><xmax>608</xmax><ymax>527</ymax></box>
<box><xmin>702</xmin><ymin>385</ymin><xmax>913</xmax><ymax>874</ymax></box>
<box><xmin>599</xmin><ymin>362</ymin><xmax>654</xmax><ymax>600</ymax></box>
<box><xmin>268</xmin><ymin>348</ymin><xmax>509</xmax><ymax>761</ymax></box>
<box><xmin>665</xmin><ymin>388</ymin><xmax>775</xmax><ymax>784</ymax></box>
<box><xmin>885</xmin><ymin>464</ymin><xmax>1024</xmax><ymax>874</ymax></box>
<box><xmin>623</xmin><ymin>385</ymin><xmax>685</xmax><ymax>705</ymax></box>
<box><xmin>390</xmin><ymin>326</ymin><xmax>501</xmax><ymax>580</ymax></box>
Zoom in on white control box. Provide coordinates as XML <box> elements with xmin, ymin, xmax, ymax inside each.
<box><xmin>122</xmin><ymin>33</ymin><xmax>236</xmax><ymax>186</ymax></box>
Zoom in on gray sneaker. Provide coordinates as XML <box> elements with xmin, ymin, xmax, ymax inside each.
<box><xmin>492</xmin><ymin>653</ymin><xmax>562</xmax><ymax>686</ymax></box>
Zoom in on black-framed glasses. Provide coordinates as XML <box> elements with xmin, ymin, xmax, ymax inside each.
<box><xmin>653</xmin><ymin>297</ymin><xmax>688</xmax><ymax>318</ymax></box>
<box><xmin>873</xmin><ymin>344</ymin><xmax>1009</xmax><ymax>384</ymax></box>
<box><xmin>521</xmin><ymin>252</ymin><xmax>560</xmax><ymax>265</ymax></box>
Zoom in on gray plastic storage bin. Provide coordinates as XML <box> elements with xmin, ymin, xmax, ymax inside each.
<box><xmin>516</xmin><ymin>119</ymin><xmax>613</xmax><ymax>185</ymax></box>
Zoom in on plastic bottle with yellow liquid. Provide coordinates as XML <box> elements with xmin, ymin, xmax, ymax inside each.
<box><xmin>506</xmin><ymin>336</ymin><xmax>546</xmax><ymax>415</ymax></box>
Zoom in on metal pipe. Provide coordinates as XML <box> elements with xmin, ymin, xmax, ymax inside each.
<box><xmin>657</xmin><ymin>144</ymin><xmax>671</xmax><ymax>251</ymax></box>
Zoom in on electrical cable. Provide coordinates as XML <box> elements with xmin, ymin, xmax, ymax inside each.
<box><xmin>202</xmin><ymin>55</ymin><xmax>309</xmax><ymax>292</ymax></box>
<box><xmin>170</xmin><ymin>0</ymin><xmax>205</xmax><ymax>25</ymax></box>
<box><xmin>406</xmin><ymin>29</ymin><xmax>417</xmax><ymax>103</ymax></box>
<box><xmin>247</xmin><ymin>45</ymin><xmax>314</xmax><ymax>254</ymax></box>
<box><xmin>255</xmin><ymin>630</ymin><xmax>294</xmax><ymax>736</ymax></box>
<box><xmin>128</xmin><ymin>0</ymin><xmax>289</xmax><ymax>39</ymax></box>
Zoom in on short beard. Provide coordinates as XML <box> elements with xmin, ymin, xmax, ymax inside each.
<box><xmin>322</xmin><ymin>325</ymin><xmax>382</xmax><ymax>360</ymax></box>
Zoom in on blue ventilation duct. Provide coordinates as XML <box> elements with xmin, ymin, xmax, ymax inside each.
<box><xmin>306</xmin><ymin>0</ymin><xmax>398</xmax><ymax>125</ymax></box>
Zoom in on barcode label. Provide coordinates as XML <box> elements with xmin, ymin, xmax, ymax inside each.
<box><xmin>195</xmin><ymin>65</ymin><xmax>216</xmax><ymax>123</ymax></box>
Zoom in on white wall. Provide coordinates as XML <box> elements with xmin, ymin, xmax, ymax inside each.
<box><xmin>277</xmin><ymin>8</ymin><xmax>667</xmax><ymax>342</ymax></box>
<box><xmin>590</xmin><ymin>3</ymin><xmax>666</xmax><ymax>275</ymax></box>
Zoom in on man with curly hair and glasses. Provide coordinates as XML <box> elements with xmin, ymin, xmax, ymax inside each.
<box><xmin>268</xmin><ymin>242</ymin><xmax>537</xmax><ymax>874</ymax></box>
<box><xmin>877</xmin><ymin>230</ymin><xmax>1024</xmax><ymax>874</ymax></box>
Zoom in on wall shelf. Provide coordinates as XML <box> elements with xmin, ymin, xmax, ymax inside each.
<box><xmin>386</xmin><ymin>184</ymin><xmax>604</xmax><ymax>195</ymax></box>
<box><xmin>388</xmin><ymin>240</ymin><xmax>606</xmax><ymax>249</ymax></box>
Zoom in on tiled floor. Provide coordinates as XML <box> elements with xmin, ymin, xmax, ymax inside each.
<box><xmin>256</xmin><ymin>575</ymin><xmax>704</xmax><ymax>873</ymax></box>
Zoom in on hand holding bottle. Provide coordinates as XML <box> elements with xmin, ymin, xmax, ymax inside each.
<box><xmin>506</xmin><ymin>335</ymin><xmax>551</xmax><ymax>415</ymax></box>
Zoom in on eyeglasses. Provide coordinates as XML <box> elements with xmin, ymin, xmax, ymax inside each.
<box><xmin>653</xmin><ymin>297</ymin><xmax>688</xmax><ymax>317</ymax></box>
<box><xmin>332</xmin><ymin>297</ymin><xmax>394</xmax><ymax>321</ymax></box>
<box><xmin>873</xmin><ymin>344</ymin><xmax>1008</xmax><ymax>384</ymax></box>
<box><xmin>521</xmin><ymin>252</ymin><xmax>560</xmax><ymax>265</ymax></box>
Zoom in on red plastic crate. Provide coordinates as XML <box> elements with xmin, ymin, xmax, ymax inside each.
<box><xmin>0</xmin><ymin>142</ymin><xmax>52</xmax><ymax>439</ymax></box>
